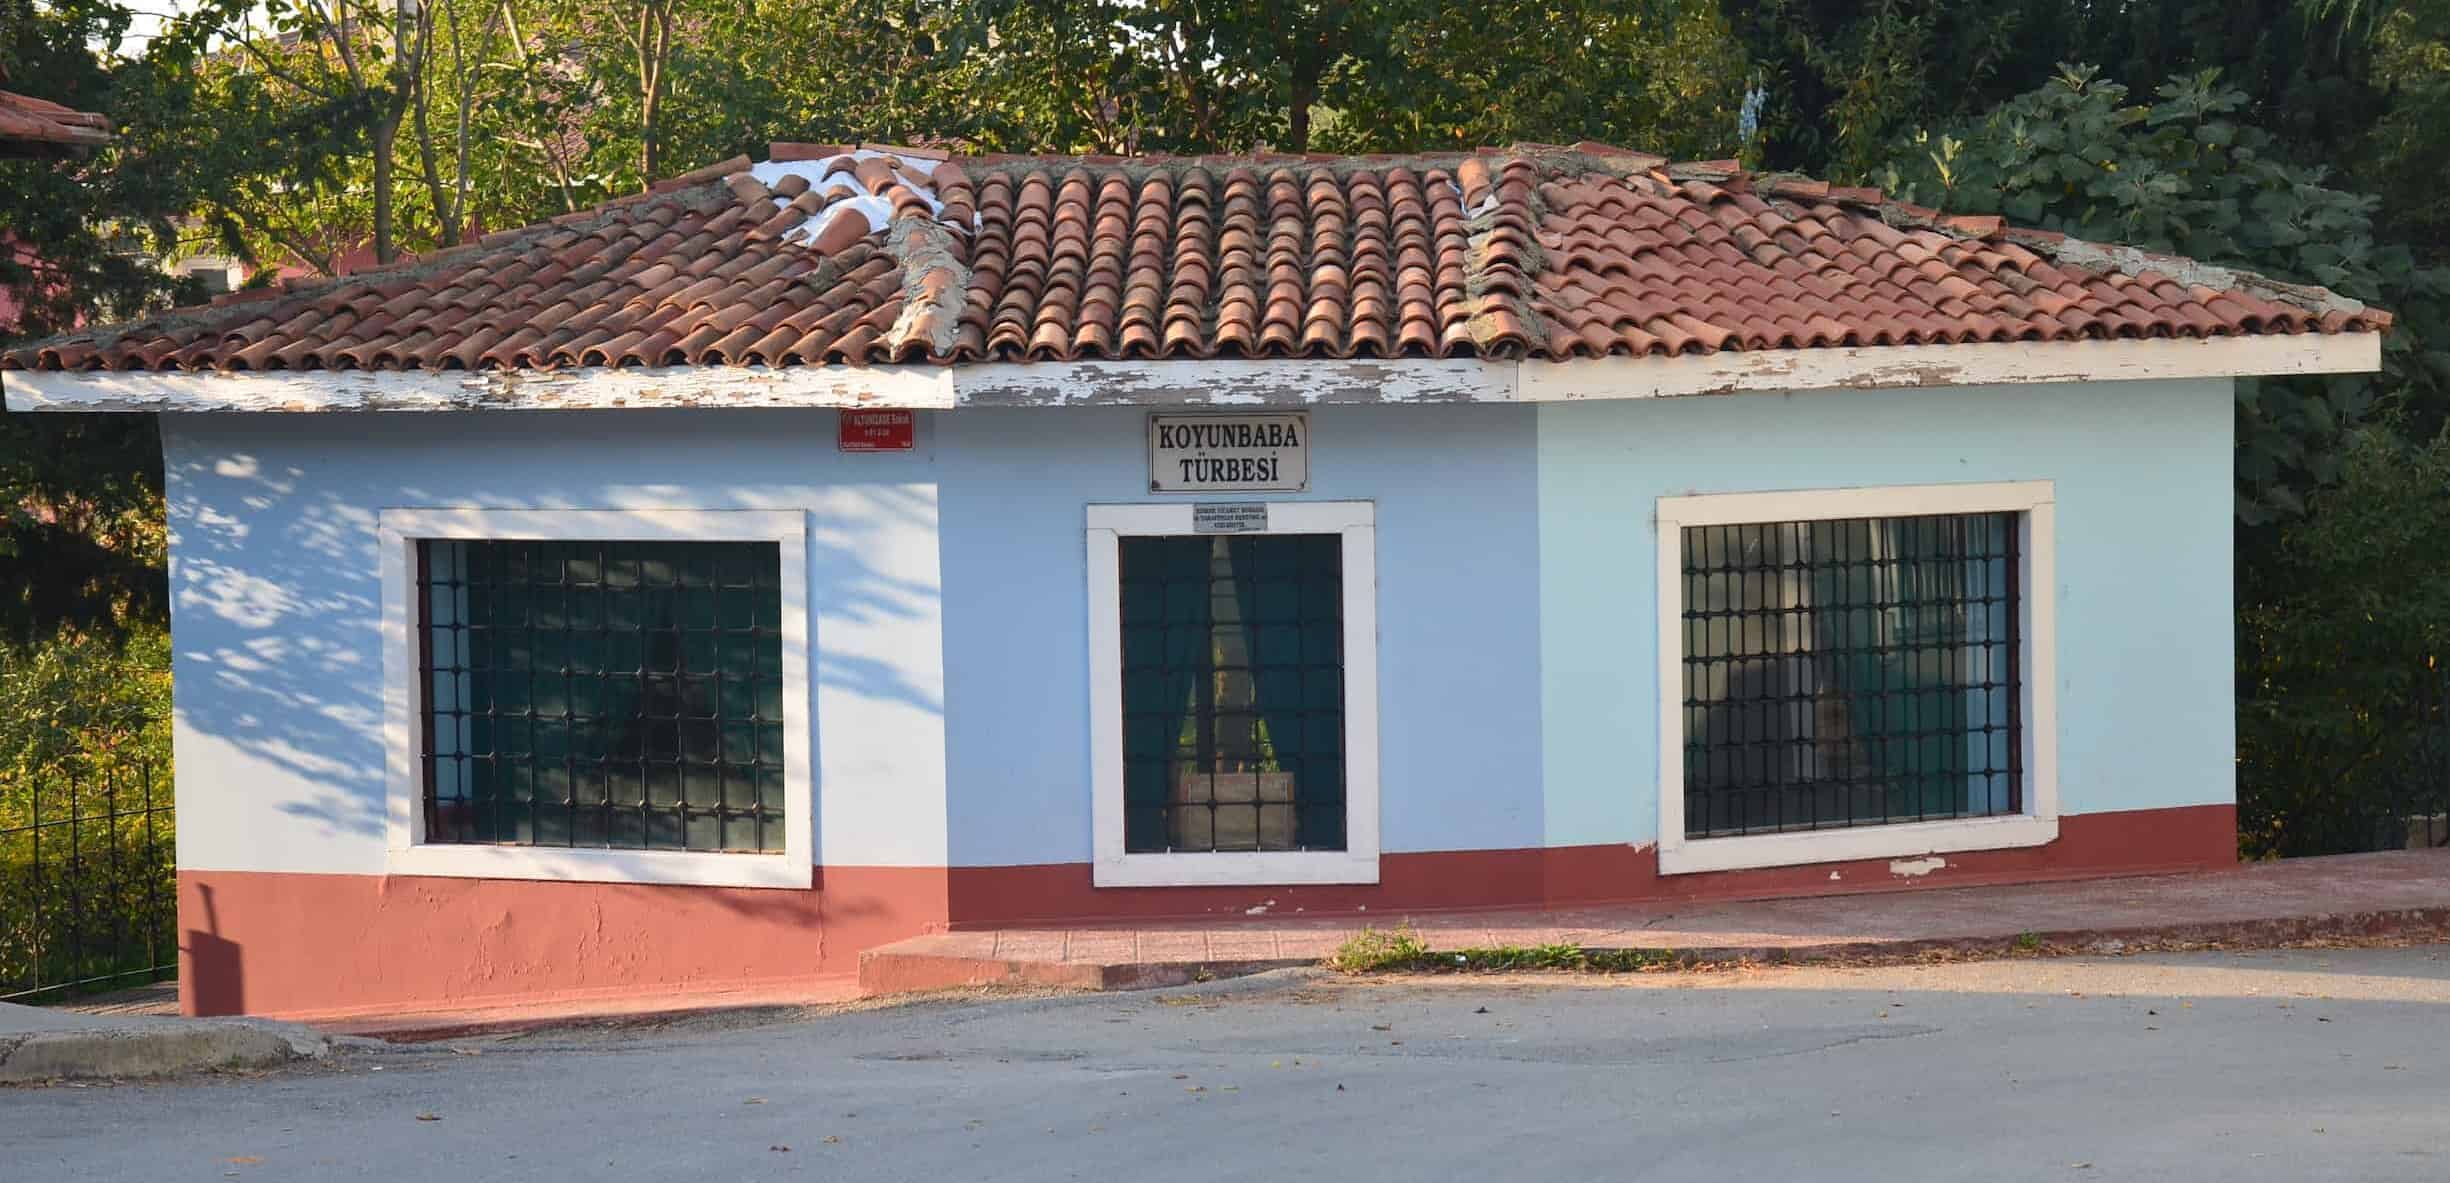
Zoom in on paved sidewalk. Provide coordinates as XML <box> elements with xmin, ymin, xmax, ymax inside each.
<box><xmin>0</xmin><ymin>998</ymin><xmax>337</xmax><ymax>1084</ymax></box>
<box><xmin>302</xmin><ymin>976</ymin><xmax>866</xmax><ymax>1043</ymax></box>
<box><xmin>861</xmin><ymin>848</ymin><xmax>2450</xmax><ymax>992</ymax></box>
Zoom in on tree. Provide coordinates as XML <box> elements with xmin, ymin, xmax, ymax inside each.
<box><xmin>2346</xmin><ymin>1</ymin><xmax>2450</xmax><ymax>259</ymax></box>
<box><xmin>1321</xmin><ymin>0</ymin><xmax>1751</xmax><ymax>157</ymax></box>
<box><xmin>1</xmin><ymin>0</ymin><xmax>190</xmax><ymax>646</ymax></box>
<box><xmin>169</xmin><ymin>0</ymin><xmax>459</xmax><ymax>267</ymax></box>
<box><xmin>1878</xmin><ymin>64</ymin><xmax>2450</xmax><ymax>525</ymax></box>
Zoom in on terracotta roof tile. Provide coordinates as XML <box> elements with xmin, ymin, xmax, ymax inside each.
<box><xmin>4</xmin><ymin>143</ymin><xmax>2390</xmax><ymax>375</ymax></box>
<box><xmin>0</xmin><ymin>89</ymin><xmax>111</xmax><ymax>152</ymax></box>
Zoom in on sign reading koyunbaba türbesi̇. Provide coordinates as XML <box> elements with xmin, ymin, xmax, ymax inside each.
<box><xmin>1147</xmin><ymin>412</ymin><xmax>1310</xmax><ymax>492</ymax></box>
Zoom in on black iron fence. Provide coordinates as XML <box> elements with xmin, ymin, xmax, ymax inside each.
<box><xmin>0</xmin><ymin>760</ymin><xmax>176</xmax><ymax>1002</ymax></box>
<box><xmin>2402</xmin><ymin>663</ymin><xmax>2450</xmax><ymax>850</ymax></box>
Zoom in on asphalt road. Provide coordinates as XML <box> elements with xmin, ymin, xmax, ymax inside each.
<box><xmin>10</xmin><ymin>947</ymin><xmax>2450</xmax><ymax>1182</ymax></box>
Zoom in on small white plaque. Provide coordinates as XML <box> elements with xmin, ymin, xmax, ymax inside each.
<box><xmin>1148</xmin><ymin>412</ymin><xmax>1309</xmax><ymax>493</ymax></box>
<box><xmin>1192</xmin><ymin>503</ymin><xmax>1269</xmax><ymax>533</ymax></box>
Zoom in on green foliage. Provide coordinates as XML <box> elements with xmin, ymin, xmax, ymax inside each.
<box><xmin>0</xmin><ymin>626</ymin><xmax>174</xmax><ymax>1000</ymax></box>
<box><xmin>0</xmin><ymin>3</ymin><xmax>182</xmax><ymax>647</ymax></box>
<box><xmin>1326</xmin><ymin>924</ymin><xmax>1430</xmax><ymax>972</ymax></box>
<box><xmin>0</xmin><ymin>624</ymin><xmax>170</xmax><ymax>784</ymax></box>
<box><xmin>1321</xmin><ymin>0</ymin><xmax>1749</xmax><ymax>157</ymax></box>
<box><xmin>1324</xmin><ymin>928</ymin><xmax>1680</xmax><ymax>974</ymax></box>
<box><xmin>0</xmin><ymin>0</ymin><xmax>211</xmax><ymax>338</ymax></box>
<box><xmin>2356</xmin><ymin>3</ymin><xmax>2450</xmax><ymax>258</ymax></box>
<box><xmin>2237</xmin><ymin>427</ymin><xmax>2450</xmax><ymax>856</ymax></box>
<box><xmin>0</xmin><ymin>411</ymin><xmax>164</xmax><ymax>647</ymax></box>
<box><xmin>1878</xmin><ymin>64</ymin><xmax>2450</xmax><ymax>525</ymax></box>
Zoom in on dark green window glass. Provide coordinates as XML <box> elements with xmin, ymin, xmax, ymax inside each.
<box><xmin>1118</xmin><ymin>534</ymin><xmax>1345</xmax><ymax>854</ymax></box>
<box><xmin>1681</xmin><ymin>513</ymin><xmax>2021</xmax><ymax>838</ymax></box>
<box><xmin>418</xmin><ymin>539</ymin><xmax>786</xmax><ymax>853</ymax></box>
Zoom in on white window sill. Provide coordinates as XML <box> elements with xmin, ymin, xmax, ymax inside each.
<box><xmin>385</xmin><ymin>843</ymin><xmax>810</xmax><ymax>889</ymax></box>
<box><xmin>1656</xmin><ymin>813</ymin><xmax>2058</xmax><ymax>876</ymax></box>
<box><xmin>1093</xmin><ymin>850</ymin><xmax>1380</xmax><ymax>888</ymax></box>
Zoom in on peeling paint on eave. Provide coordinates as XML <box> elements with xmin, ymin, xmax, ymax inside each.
<box><xmin>1</xmin><ymin>333</ymin><xmax>2383</xmax><ymax>413</ymax></box>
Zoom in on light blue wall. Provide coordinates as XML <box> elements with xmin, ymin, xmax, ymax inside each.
<box><xmin>162</xmin><ymin>403</ymin><xmax>1547</xmax><ymax>873</ymax></box>
<box><xmin>161</xmin><ymin>410</ymin><xmax>950</xmax><ymax>874</ymax></box>
<box><xmin>160</xmin><ymin>380</ymin><xmax>2234</xmax><ymax>876</ymax></box>
<box><xmin>1536</xmin><ymin>379</ymin><xmax>2237</xmax><ymax>849</ymax></box>
<box><xmin>936</xmin><ymin>406</ymin><xmax>1545</xmax><ymax>865</ymax></box>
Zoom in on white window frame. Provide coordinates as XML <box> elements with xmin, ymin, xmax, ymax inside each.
<box><xmin>1086</xmin><ymin>500</ymin><xmax>1381</xmax><ymax>887</ymax></box>
<box><xmin>378</xmin><ymin>507</ymin><xmax>812</xmax><ymax>889</ymax></box>
<box><xmin>1654</xmin><ymin>481</ymin><xmax>2058</xmax><ymax>875</ymax></box>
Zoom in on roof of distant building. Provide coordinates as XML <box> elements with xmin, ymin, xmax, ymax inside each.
<box><xmin>0</xmin><ymin>89</ymin><xmax>113</xmax><ymax>153</ymax></box>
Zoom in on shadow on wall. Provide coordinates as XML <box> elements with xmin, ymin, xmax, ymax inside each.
<box><xmin>166</xmin><ymin>430</ymin><xmax>944</xmax><ymax>847</ymax></box>
<box><xmin>182</xmin><ymin>883</ymin><xmax>242</xmax><ymax>1016</ymax></box>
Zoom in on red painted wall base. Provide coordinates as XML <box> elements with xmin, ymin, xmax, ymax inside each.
<box><xmin>945</xmin><ymin>803</ymin><xmax>2238</xmax><ymax>925</ymax></box>
<box><xmin>175</xmin><ymin>865</ymin><xmax>945</xmax><ymax>1019</ymax></box>
<box><xmin>179</xmin><ymin>803</ymin><xmax>2232</xmax><ymax>1018</ymax></box>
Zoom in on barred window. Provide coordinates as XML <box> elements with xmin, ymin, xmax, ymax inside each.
<box><xmin>1118</xmin><ymin>534</ymin><xmax>1346</xmax><ymax>854</ymax></box>
<box><xmin>418</xmin><ymin>539</ymin><xmax>787</xmax><ymax>854</ymax></box>
<box><xmin>1681</xmin><ymin>511</ymin><xmax>2021</xmax><ymax>839</ymax></box>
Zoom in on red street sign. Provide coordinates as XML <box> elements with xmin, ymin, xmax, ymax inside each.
<box><xmin>838</xmin><ymin>409</ymin><xmax>915</xmax><ymax>452</ymax></box>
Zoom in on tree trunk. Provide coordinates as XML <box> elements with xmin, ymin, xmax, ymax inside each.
<box><xmin>633</xmin><ymin>1</ymin><xmax>674</xmax><ymax>189</ymax></box>
<box><xmin>1287</xmin><ymin>77</ymin><xmax>1314</xmax><ymax>153</ymax></box>
<box><xmin>413</xmin><ymin>62</ymin><xmax>459</xmax><ymax>247</ymax></box>
<box><xmin>373</xmin><ymin>110</ymin><xmax>399</xmax><ymax>264</ymax></box>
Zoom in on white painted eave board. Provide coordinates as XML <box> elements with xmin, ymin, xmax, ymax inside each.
<box><xmin>1</xmin><ymin>333</ymin><xmax>2383</xmax><ymax>413</ymax></box>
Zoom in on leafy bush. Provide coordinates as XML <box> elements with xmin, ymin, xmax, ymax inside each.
<box><xmin>2237</xmin><ymin>427</ymin><xmax>2450</xmax><ymax>857</ymax></box>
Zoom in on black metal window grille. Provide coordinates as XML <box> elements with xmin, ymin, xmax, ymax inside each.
<box><xmin>1118</xmin><ymin>534</ymin><xmax>1346</xmax><ymax>853</ymax></box>
<box><xmin>418</xmin><ymin>540</ymin><xmax>787</xmax><ymax>853</ymax></box>
<box><xmin>1681</xmin><ymin>512</ymin><xmax>2021</xmax><ymax>838</ymax></box>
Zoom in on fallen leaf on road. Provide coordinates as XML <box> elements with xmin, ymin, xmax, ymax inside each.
<box><xmin>225</xmin><ymin>1157</ymin><xmax>262</xmax><ymax>1165</ymax></box>
<box><xmin>415</xmin><ymin>1114</ymin><xmax>441</xmax><ymax>1123</ymax></box>
<box><xmin>744</xmin><ymin>1097</ymin><xmax>765</xmax><ymax>1105</ymax></box>
<box><xmin>1370</xmin><ymin>1023</ymin><xmax>1391</xmax><ymax>1031</ymax></box>
<box><xmin>823</xmin><ymin>1135</ymin><xmax>842</xmax><ymax>1144</ymax></box>
<box><xmin>769</xmin><ymin>1145</ymin><xmax>790</xmax><ymax>1153</ymax></box>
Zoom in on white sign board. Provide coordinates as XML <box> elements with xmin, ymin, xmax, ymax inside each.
<box><xmin>1192</xmin><ymin>503</ymin><xmax>1269</xmax><ymax>533</ymax></box>
<box><xmin>1148</xmin><ymin>412</ymin><xmax>1309</xmax><ymax>493</ymax></box>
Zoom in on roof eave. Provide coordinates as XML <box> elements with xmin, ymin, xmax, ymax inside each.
<box><xmin>0</xmin><ymin>333</ymin><xmax>2384</xmax><ymax>414</ymax></box>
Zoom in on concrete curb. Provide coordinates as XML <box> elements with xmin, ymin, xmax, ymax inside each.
<box><xmin>0</xmin><ymin>1020</ymin><xmax>335</xmax><ymax>1085</ymax></box>
<box><xmin>857</xmin><ymin>905</ymin><xmax>2450</xmax><ymax>993</ymax></box>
